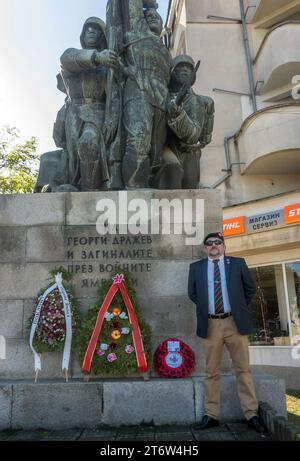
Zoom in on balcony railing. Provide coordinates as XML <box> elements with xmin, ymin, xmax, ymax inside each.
<box><xmin>253</xmin><ymin>0</ymin><xmax>300</xmax><ymax>29</ymax></box>
<box><xmin>235</xmin><ymin>103</ymin><xmax>300</xmax><ymax>174</ymax></box>
<box><xmin>253</xmin><ymin>22</ymin><xmax>300</xmax><ymax>94</ymax></box>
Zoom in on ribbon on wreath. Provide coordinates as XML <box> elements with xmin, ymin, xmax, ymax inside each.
<box><xmin>29</xmin><ymin>273</ymin><xmax>73</xmax><ymax>374</ymax></box>
<box><xmin>82</xmin><ymin>274</ymin><xmax>148</xmax><ymax>373</ymax></box>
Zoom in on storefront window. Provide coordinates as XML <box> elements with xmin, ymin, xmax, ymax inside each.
<box><xmin>248</xmin><ymin>265</ymin><xmax>290</xmax><ymax>346</ymax></box>
<box><xmin>285</xmin><ymin>262</ymin><xmax>300</xmax><ymax>346</ymax></box>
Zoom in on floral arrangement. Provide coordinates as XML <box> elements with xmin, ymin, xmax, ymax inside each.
<box><xmin>79</xmin><ymin>271</ymin><xmax>152</xmax><ymax>376</ymax></box>
<box><xmin>29</xmin><ymin>268</ymin><xmax>80</xmax><ymax>354</ymax></box>
<box><xmin>154</xmin><ymin>338</ymin><xmax>195</xmax><ymax>379</ymax></box>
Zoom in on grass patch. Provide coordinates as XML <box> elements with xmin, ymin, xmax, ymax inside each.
<box><xmin>286</xmin><ymin>389</ymin><xmax>300</xmax><ymax>429</ymax></box>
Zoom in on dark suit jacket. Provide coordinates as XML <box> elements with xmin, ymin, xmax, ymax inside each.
<box><xmin>188</xmin><ymin>256</ymin><xmax>256</xmax><ymax>338</ymax></box>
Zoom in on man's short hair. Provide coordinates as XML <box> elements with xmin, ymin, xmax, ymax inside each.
<box><xmin>203</xmin><ymin>232</ymin><xmax>224</xmax><ymax>245</ymax></box>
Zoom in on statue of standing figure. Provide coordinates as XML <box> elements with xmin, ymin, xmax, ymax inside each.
<box><xmin>35</xmin><ymin>1</ymin><xmax>214</xmax><ymax>192</ymax></box>
<box><xmin>154</xmin><ymin>55</ymin><xmax>215</xmax><ymax>189</ymax></box>
<box><xmin>118</xmin><ymin>0</ymin><xmax>172</xmax><ymax>189</ymax></box>
<box><xmin>36</xmin><ymin>17</ymin><xmax>120</xmax><ymax>192</ymax></box>
<box><xmin>60</xmin><ymin>17</ymin><xmax>120</xmax><ymax>191</ymax></box>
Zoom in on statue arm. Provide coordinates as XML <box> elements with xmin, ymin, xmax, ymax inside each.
<box><xmin>168</xmin><ymin>96</ymin><xmax>215</xmax><ymax>146</ymax></box>
<box><xmin>168</xmin><ymin>108</ymin><xmax>203</xmax><ymax>145</ymax></box>
<box><xmin>60</xmin><ymin>48</ymin><xmax>98</xmax><ymax>74</ymax></box>
<box><xmin>61</xmin><ymin>48</ymin><xmax>118</xmax><ymax>76</ymax></box>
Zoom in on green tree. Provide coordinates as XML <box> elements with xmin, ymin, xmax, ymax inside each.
<box><xmin>0</xmin><ymin>126</ymin><xmax>38</xmax><ymax>194</ymax></box>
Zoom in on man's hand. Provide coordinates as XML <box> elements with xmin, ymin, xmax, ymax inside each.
<box><xmin>168</xmin><ymin>101</ymin><xmax>182</xmax><ymax>119</ymax></box>
<box><xmin>94</xmin><ymin>50</ymin><xmax>118</xmax><ymax>69</ymax></box>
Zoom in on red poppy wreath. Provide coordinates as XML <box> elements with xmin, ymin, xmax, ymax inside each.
<box><xmin>154</xmin><ymin>338</ymin><xmax>195</xmax><ymax>379</ymax></box>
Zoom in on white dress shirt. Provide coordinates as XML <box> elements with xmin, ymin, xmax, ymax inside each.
<box><xmin>207</xmin><ymin>256</ymin><xmax>232</xmax><ymax>315</ymax></box>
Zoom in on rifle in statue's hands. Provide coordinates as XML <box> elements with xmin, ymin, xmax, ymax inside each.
<box><xmin>175</xmin><ymin>60</ymin><xmax>201</xmax><ymax>107</ymax></box>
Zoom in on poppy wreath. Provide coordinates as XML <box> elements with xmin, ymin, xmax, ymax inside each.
<box><xmin>154</xmin><ymin>338</ymin><xmax>195</xmax><ymax>379</ymax></box>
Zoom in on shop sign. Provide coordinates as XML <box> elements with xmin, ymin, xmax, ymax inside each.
<box><xmin>284</xmin><ymin>203</ymin><xmax>300</xmax><ymax>225</ymax></box>
<box><xmin>223</xmin><ymin>216</ymin><xmax>245</xmax><ymax>236</ymax></box>
<box><xmin>246</xmin><ymin>210</ymin><xmax>284</xmax><ymax>233</ymax></box>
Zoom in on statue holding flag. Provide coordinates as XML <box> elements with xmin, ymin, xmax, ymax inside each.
<box><xmin>59</xmin><ymin>17</ymin><xmax>120</xmax><ymax>191</ymax></box>
<box><xmin>106</xmin><ymin>0</ymin><xmax>172</xmax><ymax>189</ymax></box>
<box><xmin>35</xmin><ymin>0</ymin><xmax>214</xmax><ymax>192</ymax></box>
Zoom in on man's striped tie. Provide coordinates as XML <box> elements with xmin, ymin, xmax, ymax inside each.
<box><xmin>213</xmin><ymin>259</ymin><xmax>224</xmax><ymax>315</ymax></box>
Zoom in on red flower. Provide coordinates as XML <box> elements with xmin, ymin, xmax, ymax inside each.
<box><xmin>109</xmin><ymin>342</ymin><xmax>118</xmax><ymax>350</ymax></box>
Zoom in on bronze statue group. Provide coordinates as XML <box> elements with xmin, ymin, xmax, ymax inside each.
<box><xmin>35</xmin><ymin>0</ymin><xmax>214</xmax><ymax>193</ymax></box>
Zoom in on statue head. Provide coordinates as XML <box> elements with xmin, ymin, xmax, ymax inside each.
<box><xmin>144</xmin><ymin>8</ymin><xmax>163</xmax><ymax>36</ymax></box>
<box><xmin>143</xmin><ymin>0</ymin><xmax>159</xmax><ymax>8</ymax></box>
<box><xmin>171</xmin><ymin>55</ymin><xmax>196</xmax><ymax>88</ymax></box>
<box><xmin>80</xmin><ymin>17</ymin><xmax>107</xmax><ymax>50</ymax></box>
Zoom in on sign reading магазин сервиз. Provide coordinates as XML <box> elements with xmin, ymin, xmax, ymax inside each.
<box><xmin>246</xmin><ymin>209</ymin><xmax>284</xmax><ymax>234</ymax></box>
<box><xmin>223</xmin><ymin>202</ymin><xmax>300</xmax><ymax>236</ymax></box>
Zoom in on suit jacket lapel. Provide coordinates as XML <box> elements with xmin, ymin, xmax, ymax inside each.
<box><xmin>203</xmin><ymin>258</ymin><xmax>208</xmax><ymax>304</ymax></box>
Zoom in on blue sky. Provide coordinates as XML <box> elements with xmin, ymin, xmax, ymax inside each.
<box><xmin>0</xmin><ymin>0</ymin><xmax>169</xmax><ymax>155</ymax></box>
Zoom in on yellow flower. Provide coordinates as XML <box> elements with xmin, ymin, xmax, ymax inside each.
<box><xmin>111</xmin><ymin>329</ymin><xmax>122</xmax><ymax>340</ymax></box>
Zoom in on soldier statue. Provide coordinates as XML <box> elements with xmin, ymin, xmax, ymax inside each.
<box><xmin>119</xmin><ymin>0</ymin><xmax>172</xmax><ymax>189</ymax></box>
<box><xmin>35</xmin><ymin>2</ymin><xmax>215</xmax><ymax>193</ymax></box>
<box><xmin>154</xmin><ymin>55</ymin><xmax>215</xmax><ymax>189</ymax></box>
<box><xmin>59</xmin><ymin>17</ymin><xmax>120</xmax><ymax>191</ymax></box>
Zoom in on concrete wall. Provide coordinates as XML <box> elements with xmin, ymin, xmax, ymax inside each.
<box><xmin>253</xmin><ymin>365</ymin><xmax>300</xmax><ymax>390</ymax></box>
<box><xmin>0</xmin><ymin>191</ymin><xmax>229</xmax><ymax>380</ymax></box>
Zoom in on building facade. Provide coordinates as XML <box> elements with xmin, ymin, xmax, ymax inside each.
<box><xmin>166</xmin><ymin>0</ymin><xmax>300</xmax><ymax>385</ymax></box>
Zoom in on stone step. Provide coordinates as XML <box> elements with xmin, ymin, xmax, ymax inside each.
<box><xmin>0</xmin><ymin>372</ymin><xmax>286</xmax><ymax>430</ymax></box>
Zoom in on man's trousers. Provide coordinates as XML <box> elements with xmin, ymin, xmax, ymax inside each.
<box><xmin>201</xmin><ymin>316</ymin><xmax>258</xmax><ymax>420</ymax></box>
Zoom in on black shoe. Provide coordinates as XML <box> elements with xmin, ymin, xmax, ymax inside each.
<box><xmin>192</xmin><ymin>415</ymin><xmax>220</xmax><ymax>431</ymax></box>
<box><xmin>247</xmin><ymin>416</ymin><xmax>265</xmax><ymax>433</ymax></box>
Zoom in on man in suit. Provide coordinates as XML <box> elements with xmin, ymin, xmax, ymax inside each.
<box><xmin>188</xmin><ymin>232</ymin><xmax>264</xmax><ymax>432</ymax></box>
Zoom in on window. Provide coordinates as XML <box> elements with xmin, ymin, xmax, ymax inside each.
<box><xmin>248</xmin><ymin>265</ymin><xmax>290</xmax><ymax>346</ymax></box>
<box><xmin>285</xmin><ymin>262</ymin><xmax>300</xmax><ymax>346</ymax></box>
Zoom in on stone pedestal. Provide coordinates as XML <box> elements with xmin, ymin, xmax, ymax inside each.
<box><xmin>0</xmin><ymin>371</ymin><xmax>286</xmax><ymax>430</ymax></box>
<box><xmin>0</xmin><ymin>191</ymin><xmax>288</xmax><ymax>429</ymax></box>
<box><xmin>0</xmin><ymin>190</ymin><xmax>228</xmax><ymax>379</ymax></box>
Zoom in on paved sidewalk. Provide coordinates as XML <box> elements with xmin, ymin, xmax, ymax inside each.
<box><xmin>0</xmin><ymin>423</ymin><xmax>271</xmax><ymax>442</ymax></box>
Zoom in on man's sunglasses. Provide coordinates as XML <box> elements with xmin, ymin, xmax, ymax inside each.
<box><xmin>205</xmin><ymin>240</ymin><xmax>223</xmax><ymax>246</ymax></box>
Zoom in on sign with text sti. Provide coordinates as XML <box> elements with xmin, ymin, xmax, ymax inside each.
<box><xmin>284</xmin><ymin>203</ymin><xmax>300</xmax><ymax>225</ymax></box>
<box><xmin>246</xmin><ymin>210</ymin><xmax>284</xmax><ymax>234</ymax></box>
<box><xmin>223</xmin><ymin>216</ymin><xmax>245</xmax><ymax>236</ymax></box>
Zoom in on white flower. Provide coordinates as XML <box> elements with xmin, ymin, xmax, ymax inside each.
<box><xmin>119</xmin><ymin>312</ymin><xmax>128</xmax><ymax>320</ymax></box>
<box><xmin>105</xmin><ymin>313</ymin><xmax>114</xmax><ymax>321</ymax></box>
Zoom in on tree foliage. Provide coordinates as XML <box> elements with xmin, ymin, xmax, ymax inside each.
<box><xmin>0</xmin><ymin>126</ymin><xmax>38</xmax><ymax>194</ymax></box>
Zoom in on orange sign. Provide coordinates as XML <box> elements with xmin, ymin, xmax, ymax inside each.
<box><xmin>223</xmin><ymin>216</ymin><xmax>245</xmax><ymax>236</ymax></box>
<box><xmin>284</xmin><ymin>203</ymin><xmax>300</xmax><ymax>225</ymax></box>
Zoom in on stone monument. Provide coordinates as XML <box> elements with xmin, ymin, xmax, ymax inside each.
<box><xmin>0</xmin><ymin>0</ymin><xmax>286</xmax><ymax>430</ymax></box>
<box><xmin>35</xmin><ymin>0</ymin><xmax>214</xmax><ymax>192</ymax></box>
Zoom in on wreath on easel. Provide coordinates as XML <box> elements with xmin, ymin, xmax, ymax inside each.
<box><xmin>28</xmin><ymin>268</ymin><xmax>80</xmax><ymax>383</ymax></box>
<box><xmin>79</xmin><ymin>272</ymin><xmax>152</xmax><ymax>377</ymax></box>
